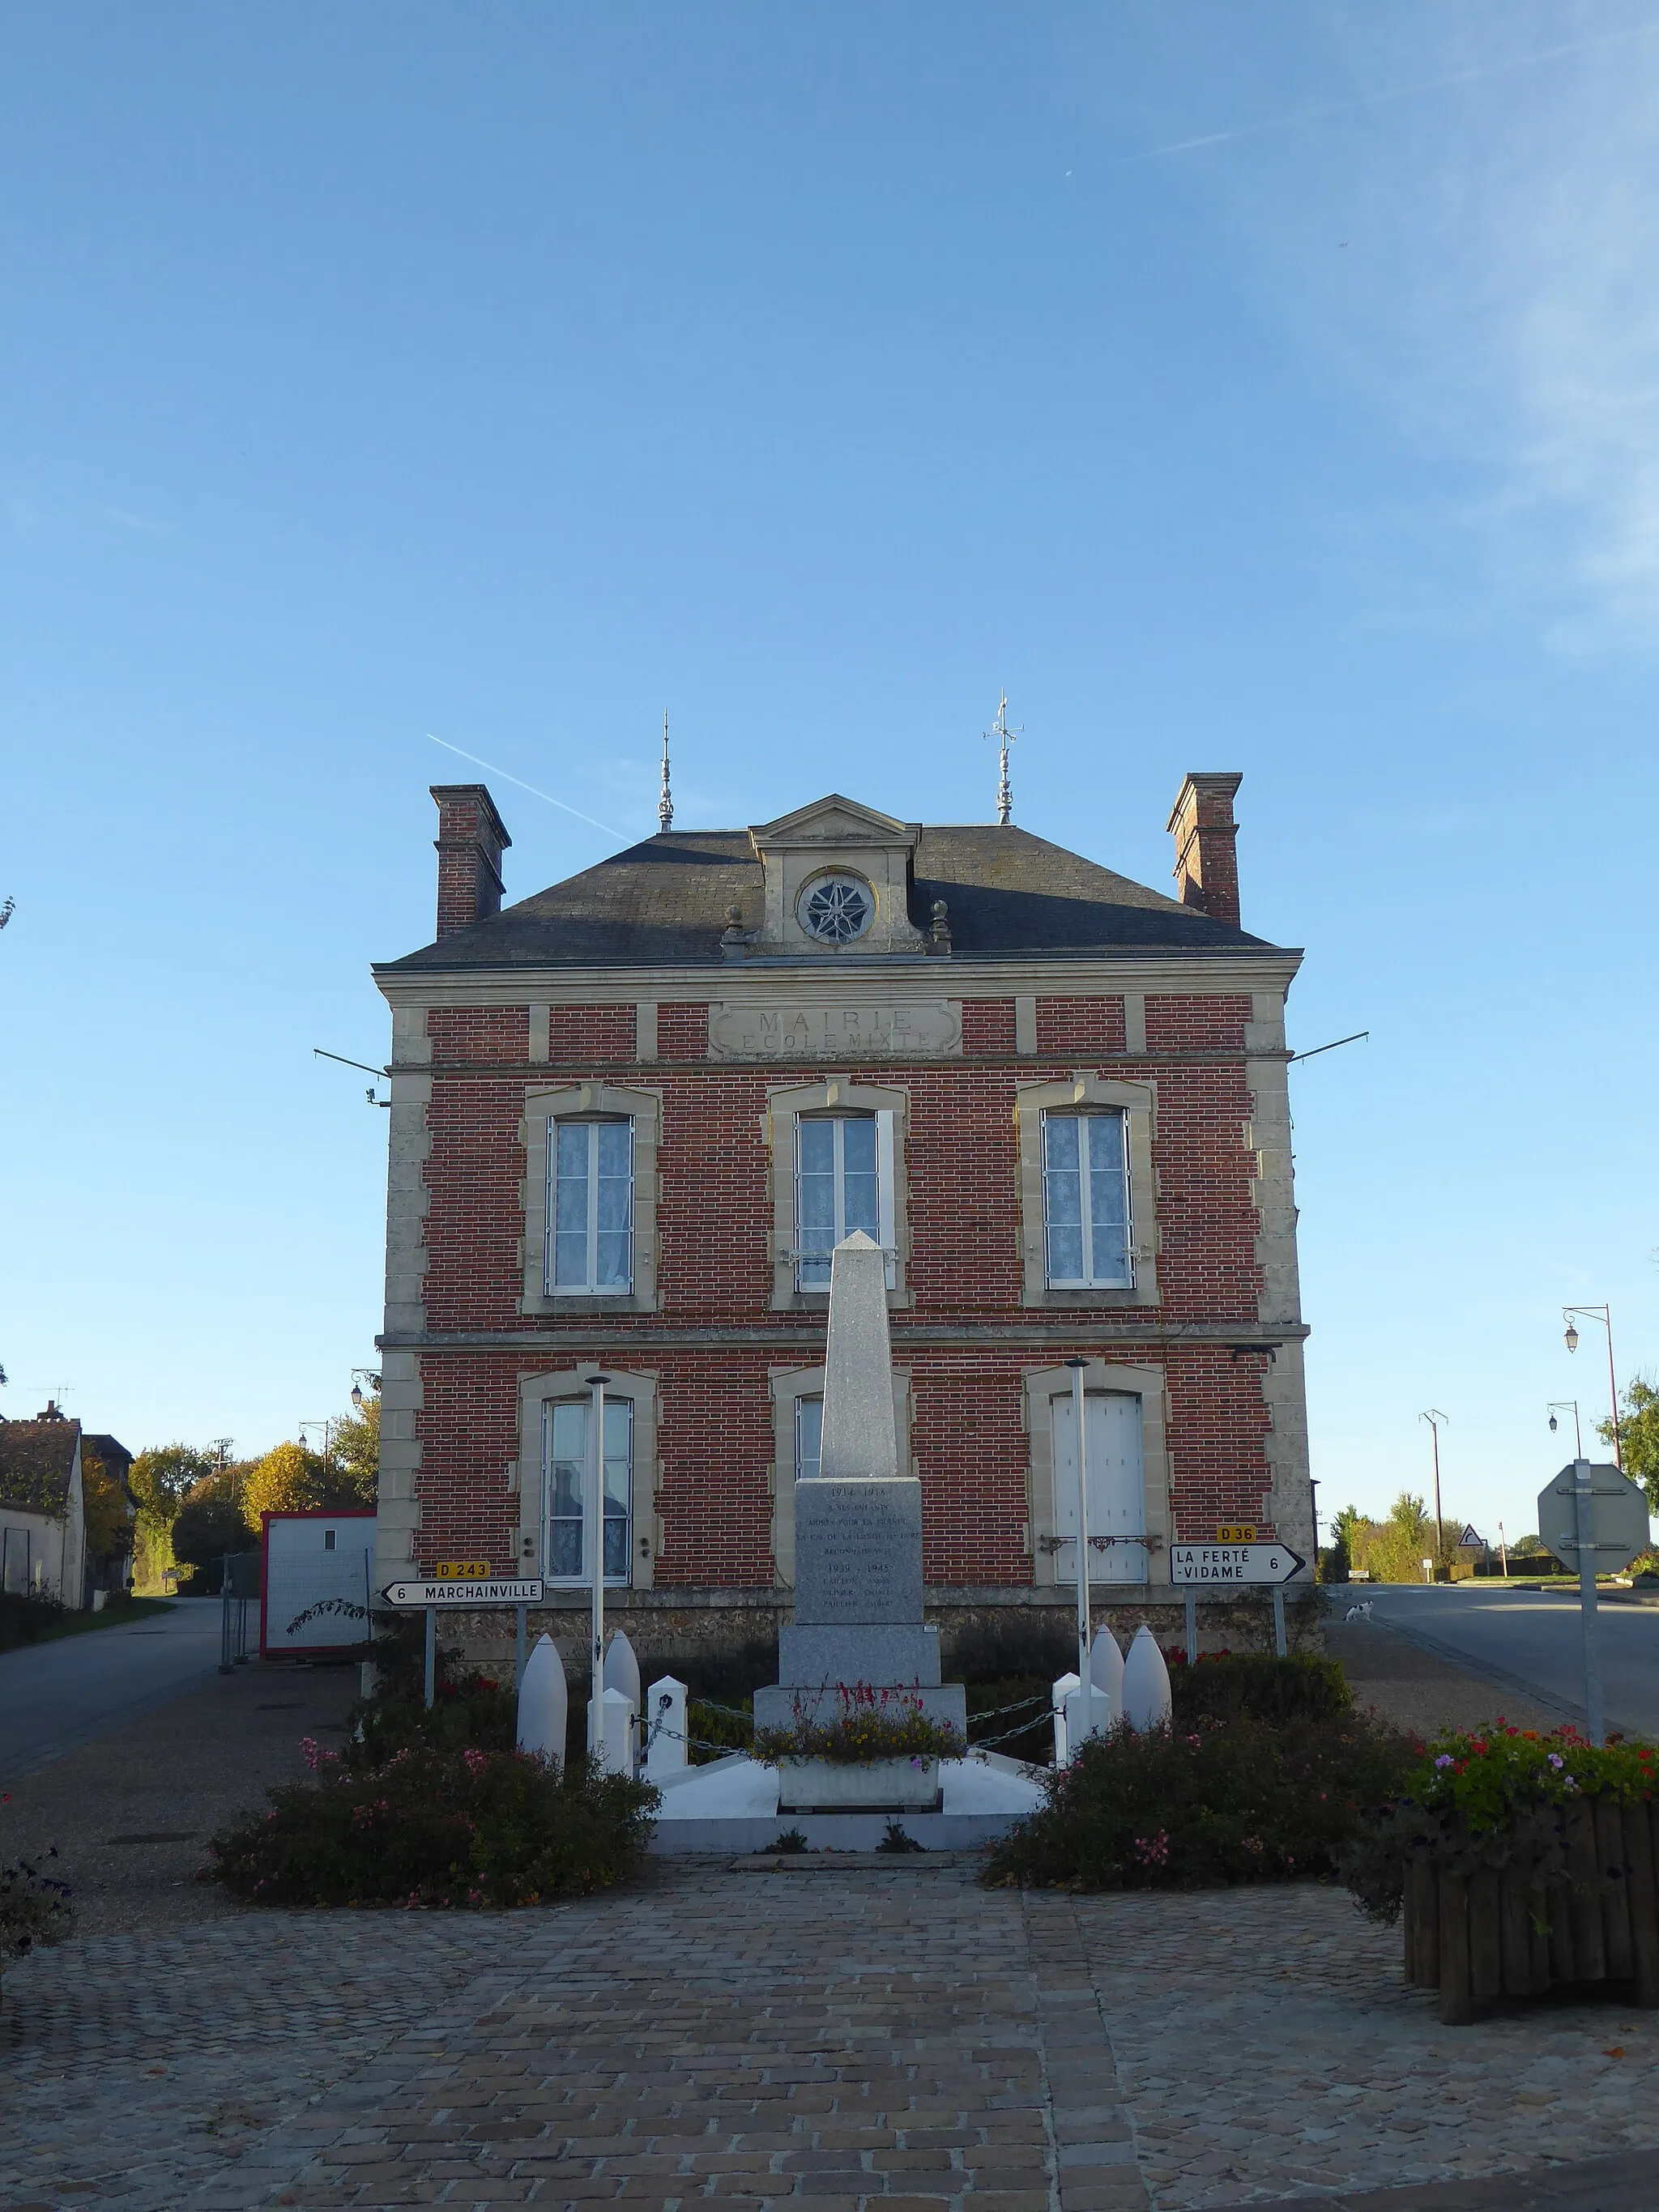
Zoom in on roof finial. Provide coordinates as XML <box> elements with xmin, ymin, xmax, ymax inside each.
<box><xmin>985</xmin><ymin>692</ymin><xmax>1021</xmax><ymax>824</ymax></box>
<box><xmin>658</xmin><ymin>710</ymin><xmax>674</xmax><ymax>833</ymax></box>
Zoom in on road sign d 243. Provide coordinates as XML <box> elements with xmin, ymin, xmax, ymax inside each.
<box><xmin>1537</xmin><ymin>1464</ymin><xmax>1651</xmax><ymax>1575</ymax></box>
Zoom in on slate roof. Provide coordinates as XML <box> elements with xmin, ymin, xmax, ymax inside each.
<box><xmin>0</xmin><ymin>1420</ymin><xmax>81</xmax><ymax>1519</ymax></box>
<box><xmin>381</xmin><ymin>824</ymin><xmax>1285</xmax><ymax>973</ymax></box>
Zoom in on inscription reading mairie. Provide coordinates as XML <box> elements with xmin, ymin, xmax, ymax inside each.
<box><xmin>707</xmin><ymin>1001</ymin><xmax>960</xmax><ymax>1061</ymax></box>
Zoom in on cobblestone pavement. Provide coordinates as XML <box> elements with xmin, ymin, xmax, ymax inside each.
<box><xmin>4</xmin><ymin>1864</ymin><xmax>1659</xmax><ymax>2212</ymax></box>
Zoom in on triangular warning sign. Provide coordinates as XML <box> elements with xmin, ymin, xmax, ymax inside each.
<box><xmin>1457</xmin><ymin>1524</ymin><xmax>1483</xmax><ymax>1548</ymax></box>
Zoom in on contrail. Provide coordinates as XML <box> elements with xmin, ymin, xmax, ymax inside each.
<box><xmin>427</xmin><ymin>734</ymin><xmax>631</xmax><ymax>842</ymax></box>
<box><xmin>1123</xmin><ymin>19</ymin><xmax>1659</xmax><ymax>163</ymax></box>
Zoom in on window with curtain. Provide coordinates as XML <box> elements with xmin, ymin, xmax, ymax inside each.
<box><xmin>794</xmin><ymin>1113</ymin><xmax>893</xmax><ymax>1289</ymax></box>
<box><xmin>548</xmin><ymin>1119</ymin><xmax>634</xmax><ymax>1294</ymax></box>
<box><xmin>542</xmin><ymin>1397</ymin><xmax>633</xmax><ymax>1584</ymax></box>
<box><xmin>1040</xmin><ymin>1110</ymin><xmax>1132</xmax><ymax>1289</ymax></box>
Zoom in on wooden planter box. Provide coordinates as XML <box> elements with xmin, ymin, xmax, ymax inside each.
<box><xmin>1405</xmin><ymin>1798</ymin><xmax>1659</xmax><ymax>2023</ymax></box>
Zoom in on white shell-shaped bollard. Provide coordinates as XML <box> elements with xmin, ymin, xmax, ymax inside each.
<box><xmin>1051</xmin><ymin>1671</ymin><xmax>1081</xmax><ymax>1767</ymax></box>
<box><xmin>601</xmin><ymin>1629</ymin><xmax>642</xmax><ymax>1710</ymax></box>
<box><xmin>1122</xmin><ymin>1622</ymin><xmax>1173</xmax><ymax>1733</ymax></box>
<box><xmin>595</xmin><ymin>1684</ymin><xmax>636</xmax><ymax>1775</ymax></box>
<box><xmin>1089</xmin><ymin>1626</ymin><xmax>1124</xmax><ymax>1717</ymax></box>
<box><xmin>644</xmin><ymin>1675</ymin><xmax>689</xmax><ymax>1782</ymax></box>
<box><xmin>515</xmin><ymin>1633</ymin><xmax>568</xmax><ymax>1766</ymax></box>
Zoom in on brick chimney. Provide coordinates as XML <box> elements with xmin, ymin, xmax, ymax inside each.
<box><xmin>431</xmin><ymin>784</ymin><xmax>511</xmax><ymax>938</ymax></box>
<box><xmin>1166</xmin><ymin>772</ymin><xmax>1243</xmax><ymax>928</ymax></box>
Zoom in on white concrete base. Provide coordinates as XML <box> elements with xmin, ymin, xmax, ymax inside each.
<box><xmin>648</xmin><ymin>1750</ymin><xmax>1045</xmax><ymax>1854</ymax></box>
<box><xmin>778</xmin><ymin>1756</ymin><xmax>939</xmax><ymax>1811</ymax></box>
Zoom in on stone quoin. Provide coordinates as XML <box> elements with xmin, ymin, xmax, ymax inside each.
<box><xmin>369</xmin><ymin>777</ymin><xmax>1311</xmax><ymax>1673</ymax></box>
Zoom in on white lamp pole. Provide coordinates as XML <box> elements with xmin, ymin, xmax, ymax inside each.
<box><xmin>586</xmin><ymin>1373</ymin><xmax>610</xmax><ymax>1759</ymax></box>
<box><xmin>1065</xmin><ymin>1359</ymin><xmax>1093</xmax><ymax>1684</ymax></box>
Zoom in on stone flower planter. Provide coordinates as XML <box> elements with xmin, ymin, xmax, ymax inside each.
<box><xmin>777</xmin><ymin>1757</ymin><xmax>941</xmax><ymax>1812</ymax></box>
<box><xmin>1405</xmin><ymin>1799</ymin><xmax>1659</xmax><ymax>2023</ymax></box>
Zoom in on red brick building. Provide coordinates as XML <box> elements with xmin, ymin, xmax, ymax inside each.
<box><xmin>372</xmin><ymin>777</ymin><xmax>1309</xmax><ymax>1662</ymax></box>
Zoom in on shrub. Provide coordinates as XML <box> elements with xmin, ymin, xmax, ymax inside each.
<box><xmin>205</xmin><ymin>1741</ymin><xmax>657</xmax><ymax>1907</ymax></box>
<box><xmin>983</xmin><ymin>1710</ymin><xmax>1416</xmax><ymax>1890</ymax></box>
<box><xmin>944</xmin><ymin>1614</ymin><xmax>1076</xmax><ymax>1686</ymax></box>
<box><xmin>1169</xmin><ymin>1652</ymin><xmax>1352</xmax><ymax>1728</ymax></box>
<box><xmin>0</xmin><ymin>1592</ymin><xmax>68</xmax><ymax>1652</ymax></box>
<box><xmin>1343</xmin><ymin>1722</ymin><xmax>1659</xmax><ymax>1924</ymax></box>
<box><xmin>753</xmin><ymin>1685</ymin><xmax>966</xmax><ymax>1766</ymax></box>
<box><xmin>0</xmin><ymin>1788</ymin><xmax>74</xmax><ymax>1960</ymax></box>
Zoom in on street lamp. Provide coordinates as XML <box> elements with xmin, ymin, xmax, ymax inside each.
<box><xmin>349</xmin><ymin>1368</ymin><xmax>382</xmax><ymax>1411</ymax></box>
<box><xmin>1419</xmin><ymin>1409</ymin><xmax>1448</xmax><ymax>1565</ymax></box>
<box><xmin>585</xmin><ymin>1374</ymin><xmax>612</xmax><ymax>1760</ymax></box>
<box><xmin>1563</xmin><ymin>1306</ymin><xmax>1622</xmax><ymax>1468</ymax></box>
<box><xmin>1547</xmin><ymin>1401</ymin><xmax>1584</xmax><ymax>1456</ymax></box>
<box><xmin>1064</xmin><ymin>1358</ymin><xmax>1093</xmax><ymax>1689</ymax></box>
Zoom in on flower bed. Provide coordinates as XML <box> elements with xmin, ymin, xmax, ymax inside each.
<box><xmin>752</xmin><ymin>1684</ymin><xmax>966</xmax><ymax>1767</ymax></box>
<box><xmin>204</xmin><ymin>1738</ymin><xmax>657</xmax><ymax>1908</ymax></box>
<box><xmin>984</xmin><ymin>1709</ymin><xmax>1414</xmax><ymax>1890</ymax></box>
<box><xmin>1344</xmin><ymin>1724</ymin><xmax>1659</xmax><ymax>2022</ymax></box>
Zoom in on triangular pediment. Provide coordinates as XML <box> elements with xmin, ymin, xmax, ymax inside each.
<box><xmin>749</xmin><ymin>794</ymin><xmax>919</xmax><ymax>851</ymax></box>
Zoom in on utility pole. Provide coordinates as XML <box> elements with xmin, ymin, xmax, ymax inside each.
<box><xmin>1419</xmin><ymin>1409</ymin><xmax>1448</xmax><ymax>1567</ymax></box>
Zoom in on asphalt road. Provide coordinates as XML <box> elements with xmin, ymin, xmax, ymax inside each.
<box><xmin>0</xmin><ymin>1597</ymin><xmax>227</xmax><ymax>1783</ymax></box>
<box><xmin>1352</xmin><ymin>1581</ymin><xmax>1659</xmax><ymax>1740</ymax></box>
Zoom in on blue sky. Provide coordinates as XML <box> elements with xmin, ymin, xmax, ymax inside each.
<box><xmin>2</xmin><ymin>3</ymin><xmax>1656</xmax><ymax>1542</ymax></box>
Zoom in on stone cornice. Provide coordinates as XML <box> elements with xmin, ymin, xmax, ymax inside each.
<box><xmin>377</xmin><ymin>1320</ymin><xmax>1309</xmax><ymax>1353</ymax></box>
<box><xmin>373</xmin><ymin>947</ymin><xmax>1303</xmax><ymax>1008</ymax></box>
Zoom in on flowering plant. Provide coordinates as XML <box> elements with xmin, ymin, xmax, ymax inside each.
<box><xmin>753</xmin><ymin>1683</ymin><xmax>966</xmax><ymax>1767</ymax></box>
<box><xmin>1343</xmin><ymin>1722</ymin><xmax>1659</xmax><ymax>1924</ymax></box>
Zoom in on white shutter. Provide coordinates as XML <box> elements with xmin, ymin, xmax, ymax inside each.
<box><xmin>875</xmin><ymin>1110</ymin><xmax>897</xmax><ymax>1288</ymax></box>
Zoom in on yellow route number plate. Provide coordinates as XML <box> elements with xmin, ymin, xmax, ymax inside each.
<box><xmin>434</xmin><ymin>1560</ymin><xmax>491</xmax><ymax>1579</ymax></box>
<box><xmin>1215</xmin><ymin>1525</ymin><xmax>1257</xmax><ymax>1544</ymax></box>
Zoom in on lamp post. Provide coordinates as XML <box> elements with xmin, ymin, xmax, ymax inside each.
<box><xmin>1563</xmin><ymin>1307</ymin><xmax>1622</xmax><ymax>1468</ymax></box>
<box><xmin>1419</xmin><ymin>1409</ymin><xmax>1448</xmax><ymax>1568</ymax></box>
<box><xmin>1547</xmin><ymin>1401</ymin><xmax>1584</xmax><ymax>1457</ymax></box>
<box><xmin>585</xmin><ymin>1374</ymin><xmax>611</xmax><ymax>1760</ymax></box>
<box><xmin>1064</xmin><ymin>1359</ymin><xmax>1093</xmax><ymax>1687</ymax></box>
<box><xmin>349</xmin><ymin>1368</ymin><xmax>382</xmax><ymax>1411</ymax></box>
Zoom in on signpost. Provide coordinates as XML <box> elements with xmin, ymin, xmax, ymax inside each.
<box><xmin>1537</xmin><ymin>1460</ymin><xmax>1652</xmax><ymax>1746</ymax></box>
<box><xmin>1169</xmin><ymin>1543</ymin><xmax>1307</xmax><ymax>1659</ymax></box>
<box><xmin>381</xmin><ymin>1579</ymin><xmax>546</xmax><ymax>1707</ymax></box>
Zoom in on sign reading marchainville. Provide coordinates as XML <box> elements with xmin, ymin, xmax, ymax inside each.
<box><xmin>1169</xmin><ymin>1544</ymin><xmax>1306</xmax><ymax>1587</ymax></box>
<box><xmin>707</xmin><ymin>1000</ymin><xmax>961</xmax><ymax>1060</ymax></box>
<box><xmin>382</xmin><ymin>1579</ymin><xmax>544</xmax><ymax>1608</ymax></box>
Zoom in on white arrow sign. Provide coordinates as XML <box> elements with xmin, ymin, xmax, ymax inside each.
<box><xmin>1169</xmin><ymin>1543</ymin><xmax>1307</xmax><ymax>1587</ymax></box>
<box><xmin>381</xmin><ymin>1579</ymin><xmax>544</xmax><ymax>1608</ymax></box>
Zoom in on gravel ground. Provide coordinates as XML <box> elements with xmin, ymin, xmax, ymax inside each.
<box><xmin>0</xmin><ymin>1658</ymin><xmax>359</xmax><ymax>1938</ymax></box>
<box><xmin>1322</xmin><ymin>1615</ymin><xmax>1560</xmax><ymax>1741</ymax></box>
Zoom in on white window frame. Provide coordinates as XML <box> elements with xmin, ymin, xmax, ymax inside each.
<box><xmin>766</xmin><ymin>1078</ymin><xmax>909</xmax><ymax>1310</ymax></box>
<box><xmin>520</xmin><ymin>1080</ymin><xmax>662</xmax><ymax>1316</ymax></box>
<box><xmin>546</xmin><ymin>1116</ymin><xmax>635</xmax><ymax>1297</ymax></box>
<box><xmin>1014</xmin><ymin>1074</ymin><xmax>1159</xmax><ymax>1309</ymax></box>
<box><xmin>540</xmin><ymin>1393</ymin><xmax>633</xmax><ymax>1588</ymax></box>
<box><xmin>792</xmin><ymin>1111</ymin><xmax>896</xmax><ymax>1293</ymax></box>
<box><xmin>514</xmin><ymin>1367</ymin><xmax>659</xmax><ymax>1589</ymax></box>
<box><xmin>1040</xmin><ymin>1109</ymin><xmax>1134</xmax><ymax>1290</ymax></box>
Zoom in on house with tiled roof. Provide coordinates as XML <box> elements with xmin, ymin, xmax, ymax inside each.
<box><xmin>0</xmin><ymin>1407</ymin><xmax>89</xmax><ymax>1606</ymax></box>
<box><xmin>369</xmin><ymin>770</ymin><xmax>1311</xmax><ymax>1671</ymax></box>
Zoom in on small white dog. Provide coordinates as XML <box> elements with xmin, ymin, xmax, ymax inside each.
<box><xmin>1344</xmin><ymin>1600</ymin><xmax>1374</xmax><ymax>1623</ymax></box>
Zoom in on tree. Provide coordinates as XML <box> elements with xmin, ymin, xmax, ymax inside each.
<box><xmin>1600</xmin><ymin>1378</ymin><xmax>1659</xmax><ymax>1513</ymax></box>
<box><xmin>241</xmin><ymin>1440</ymin><xmax>327</xmax><ymax>1524</ymax></box>
<box><xmin>327</xmin><ymin>1396</ymin><xmax>380</xmax><ymax>1508</ymax></box>
<box><xmin>79</xmin><ymin>1445</ymin><xmax>133</xmax><ymax>1566</ymax></box>
<box><xmin>172</xmin><ymin>1474</ymin><xmax>254</xmax><ymax>1572</ymax></box>
<box><xmin>129</xmin><ymin>1444</ymin><xmax>214</xmax><ymax>1527</ymax></box>
<box><xmin>1348</xmin><ymin>1493</ymin><xmax>1439</xmax><ymax>1583</ymax></box>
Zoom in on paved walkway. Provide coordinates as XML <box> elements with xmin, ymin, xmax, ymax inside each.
<box><xmin>5</xmin><ymin>1862</ymin><xmax>1659</xmax><ymax>2211</ymax></box>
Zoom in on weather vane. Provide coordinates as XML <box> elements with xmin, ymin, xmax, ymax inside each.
<box><xmin>984</xmin><ymin>692</ymin><xmax>1021</xmax><ymax>824</ymax></box>
<box><xmin>658</xmin><ymin>710</ymin><xmax>673</xmax><ymax>833</ymax></box>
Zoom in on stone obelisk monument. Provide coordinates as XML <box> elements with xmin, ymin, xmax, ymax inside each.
<box><xmin>754</xmin><ymin>1231</ymin><xmax>967</xmax><ymax>1734</ymax></box>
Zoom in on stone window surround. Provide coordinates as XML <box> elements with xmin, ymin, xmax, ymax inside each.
<box><xmin>513</xmin><ymin>1365</ymin><xmax>659</xmax><ymax>1591</ymax></box>
<box><xmin>519</xmin><ymin>1079</ymin><xmax>662</xmax><ymax>1317</ymax></box>
<box><xmin>767</xmin><ymin>1362</ymin><xmax>912</xmax><ymax>1588</ymax></box>
<box><xmin>1014</xmin><ymin>1072</ymin><xmax>1160</xmax><ymax>1309</ymax></box>
<box><xmin>1022</xmin><ymin>1357</ymin><xmax>1171</xmax><ymax>1591</ymax></box>
<box><xmin>765</xmin><ymin>1076</ymin><xmax>911</xmax><ymax>1311</ymax></box>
